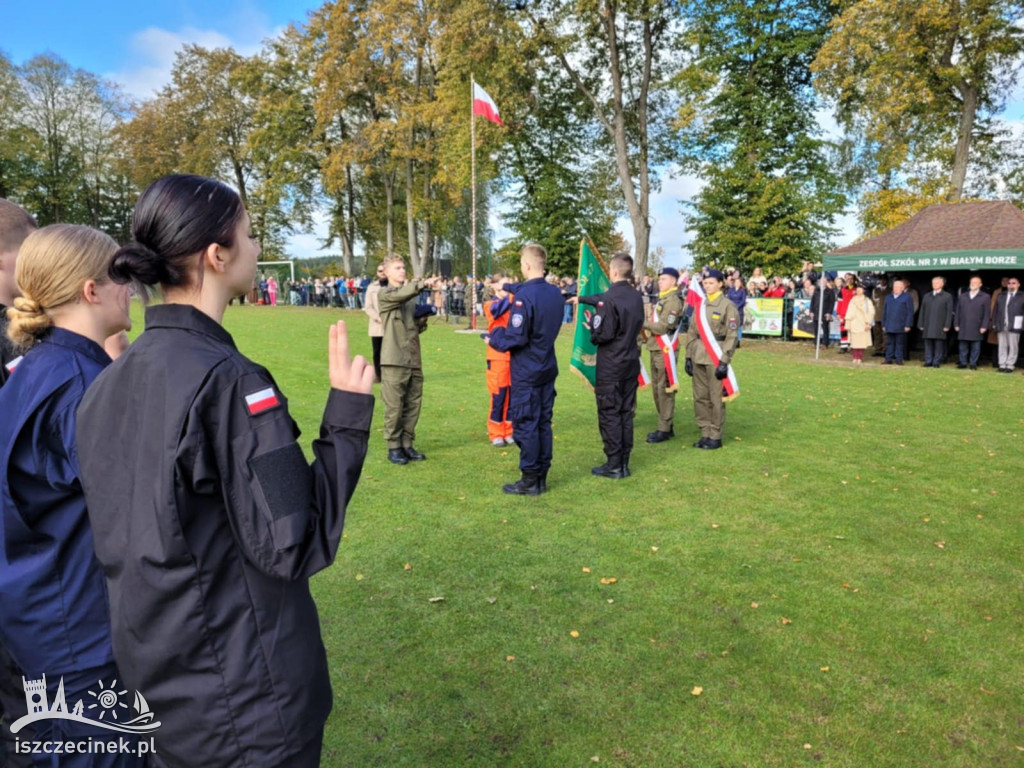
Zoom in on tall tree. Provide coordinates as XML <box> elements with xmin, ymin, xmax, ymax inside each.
<box><xmin>678</xmin><ymin>0</ymin><xmax>844</xmax><ymax>275</ymax></box>
<box><xmin>813</xmin><ymin>0</ymin><xmax>1024</xmax><ymax>226</ymax></box>
<box><xmin>498</xmin><ymin>65</ymin><xmax>621</xmax><ymax>277</ymax></box>
<box><xmin>521</xmin><ymin>0</ymin><xmax>683</xmax><ymax>275</ymax></box>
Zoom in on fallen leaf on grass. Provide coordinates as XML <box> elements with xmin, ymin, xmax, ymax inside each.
<box><xmin>570</xmin><ymin>630</ymin><xmax>580</xmax><ymax>638</ymax></box>
<box><xmin>750</xmin><ymin>602</ymin><xmax>759</xmax><ymax>609</ymax></box>
<box><xmin>711</xmin><ymin>524</ymin><xmax>720</xmax><ymax>529</ymax></box>
<box><xmin>651</xmin><ymin>546</ymin><xmax>659</xmax><ymax>552</ymax></box>
<box><xmin>935</xmin><ymin>541</ymin><xmax>946</xmax><ymax>549</ymax></box>
<box><xmin>985</xmin><ymin>616</ymin><xmax>993</xmax><ymax>621</ymax></box>
<box><xmin>582</xmin><ymin>567</ymin><xmax>591</xmax><ymax>573</ymax></box>
<box><xmin>355</xmin><ymin>573</ymin><xmax>364</xmax><ymax>581</ymax></box>
<box><xmin>781</xmin><ymin>617</ymin><xmax>792</xmax><ymax>625</ymax></box>
<box><xmin>404</xmin><ymin>563</ymin><xmax>412</xmax><ymax>571</ymax></box>
<box><xmin>980</xmin><ymin>685</ymin><xmax>994</xmax><ymax>694</ymax></box>
<box><xmin>820</xmin><ymin>666</ymin><xmax>830</xmax><ymax>672</ymax></box>
<box><xmin>803</xmin><ymin>744</ymin><xmax>812</xmax><ymax>750</ymax></box>
<box><xmin>428</xmin><ymin>596</ymin><xmax>445</xmax><ymax>603</ymax></box>
<box><xmin>600</xmin><ymin>577</ymin><xmax>618</xmax><ymax>585</ymax></box>
<box><xmin>486</xmin><ymin>597</ymin><xmax>497</xmax><ymax>604</ymax></box>
<box><xmin>691</xmin><ymin>686</ymin><xmax>703</xmax><ymax>696</ymax></box>
<box><xmin>506</xmin><ymin>655</ymin><xmax>515</xmax><ymax>662</ymax></box>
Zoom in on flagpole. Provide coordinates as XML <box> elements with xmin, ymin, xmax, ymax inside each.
<box><xmin>471</xmin><ymin>74</ymin><xmax>478</xmax><ymax>331</ymax></box>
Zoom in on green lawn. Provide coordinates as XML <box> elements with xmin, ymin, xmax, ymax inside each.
<box><xmin>211</xmin><ymin>304</ymin><xmax>1022</xmax><ymax>767</ymax></box>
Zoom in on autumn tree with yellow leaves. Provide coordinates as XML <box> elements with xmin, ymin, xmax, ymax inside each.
<box><xmin>813</xmin><ymin>0</ymin><xmax>1024</xmax><ymax>234</ymax></box>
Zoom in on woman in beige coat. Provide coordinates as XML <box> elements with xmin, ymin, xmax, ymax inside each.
<box><xmin>845</xmin><ymin>283</ymin><xmax>875</xmax><ymax>364</ymax></box>
<box><xmin>364</xmin><ymin>262</ymin><xmax>385</xmax><ymax>382</ymax></box>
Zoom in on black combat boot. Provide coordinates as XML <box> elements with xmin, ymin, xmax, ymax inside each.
<box><xmin>591</xmin><ymin>462</ymin><xmax>628</xmax><ymax>480</ymax></box>
<box><xmin>699</xmin><ymin>438</ymin><xmax>723</xmax><ymax>450</ymax></box>
<box><xmin>646</xmin><ymin>428</ymin><xmax>674</xmax><ymax>443</ymax></box>
<box><xmin>388</xmin><ymin>449</ymin><xmax>409</xmax><ymax>465</ymax></box>
<box><xmin>503</xmin><ymin>472</ymin><xmax>542</xmax><ymax>496</ymax></box>
<box><xmin>403</xmin><ymin>446</ymin><xmax>426</xmax><ymax>461</ymax></box>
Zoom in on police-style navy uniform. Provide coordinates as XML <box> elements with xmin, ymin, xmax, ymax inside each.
<box><xmin>76</xmin><ymin>304</ymin><xmax>374</xmax><ymax>768</ymax></box>
<box><xmin>580</xmin><ymin>280</ymin><xmax>645</xmax><ymax>474</ymax></box>
<box><xmin>488</xmin><ymin>277</ymin><xmax>565</xmax><ymax>488</ymax></box>
<box><xmin>0</xmin><ymin>328</ymin><xmax>144</xmax><ymax>767</ymax></box>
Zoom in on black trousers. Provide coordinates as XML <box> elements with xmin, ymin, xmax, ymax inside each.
<box><xmin>595</xmin><ymin>378</ymin><xmax>638</xmax><ymax>467</ymax></box>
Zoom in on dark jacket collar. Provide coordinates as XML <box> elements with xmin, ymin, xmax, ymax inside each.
<box><xmin>40</xmin><ymin>326</ymin><xmax>111</xmax><ymax>366</ymax></box>
<box><xmin>144</xmin><ymin>303</ymin><xmax>236</xmax><ymax>348</ymax></box>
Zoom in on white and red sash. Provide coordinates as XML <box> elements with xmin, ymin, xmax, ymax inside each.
<box><xmin>651</xmin><ymin>302</ymin><xmax>681</xmax><ymax>393</ymax></box>
<box><xmin>637</xmin><ymin>360</ymin><xmax>651</xmax><ymax>388</ymax></box>
<box><xmin>685</xmin><ymin>281</ymin><xmax>739</xmax><ymax>400</ymax></box>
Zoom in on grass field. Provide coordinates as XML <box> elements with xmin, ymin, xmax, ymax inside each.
<box><xmin>207</xmin><ymin>304</ymin><xmax>1022</xmax><ymax>767</ymax></box>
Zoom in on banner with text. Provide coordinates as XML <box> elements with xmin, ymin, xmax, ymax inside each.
<box><xmin>742</xmin><ymin>298</ymin><xmax>784</xmax><ymax>337</ymax></box>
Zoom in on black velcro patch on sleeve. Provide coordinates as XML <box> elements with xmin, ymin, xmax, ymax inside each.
<box><xmin>249</xmin><ymin>442</ymin><xmax>313</xmax><ymax>525</ymax></box>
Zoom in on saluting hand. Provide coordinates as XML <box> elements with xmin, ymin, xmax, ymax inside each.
<box><xmin>329</xmin><ymin>320</ymin><xmax>374</xmax><ymax>394</ymax></box>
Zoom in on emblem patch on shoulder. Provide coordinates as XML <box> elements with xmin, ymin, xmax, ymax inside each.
<box><xmin>511</xmin><ymin>313</ymin><xmax>524</xmax><ymax>328</ymax></box>
<box><xmin>4</xmin><ymin>355</ymin><xmax>23</xmax><ymax>374</ymax></box>
<box><xmin>667</xmin><ymin>313</ymin><xmax>678</xmax><ymax>324</ymax></box>
<box><xmin>728</xmin><ymin>318</ymin><xmax>738</xmax><ymax>330</ymax></box>
<box><xmin>593</xmin><ymin>314</ymin><xmax>603</xmax><ymax>329</ymax></box>
<box><xmin>245</xmin><ymin>387</ymin><xmax>281</xmax><ymax>415</ymax></box>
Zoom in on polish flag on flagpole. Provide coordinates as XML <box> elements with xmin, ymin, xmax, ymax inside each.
<box><xmin>472</xmin><ymin>83</ymin><xmax>503</xmax><ymax>126</ymax></box>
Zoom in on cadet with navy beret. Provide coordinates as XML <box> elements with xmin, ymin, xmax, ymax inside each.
<box><xmin>643</xmin><ymin>267</ymin><xmax>684</xmax><ymax>443</ymax></box>
<box><xmin>684</xmin><ymin>269</ymin><xmax>739</xmax><ymax>449</ymax></box>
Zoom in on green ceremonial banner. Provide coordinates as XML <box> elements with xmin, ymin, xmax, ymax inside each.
<box><xmin>742</xmin><ymin>298</ymin><xmax>784</xmax><ymax>337</ymax></box>
<box><xmin>570</xmin><ymin>239</ymin><xmax>610</xmax><ymax>389</ymax></box>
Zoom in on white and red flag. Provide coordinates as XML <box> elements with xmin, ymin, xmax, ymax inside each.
<box><xmin>472</xmin><ymin>83</ymin><xmax>503</xmax><ymax>126</ymax></box>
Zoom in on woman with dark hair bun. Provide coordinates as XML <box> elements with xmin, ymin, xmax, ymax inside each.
<box><xmin>76</xmin><ymin>174</ymin><xmax>375</xmax><ymax>768</ymax></box>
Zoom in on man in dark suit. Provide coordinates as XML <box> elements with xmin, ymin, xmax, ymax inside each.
<box><xmin>993</xmin><ymin>277</ymin><xmax>1024</xmax><ymax>372</ymax></box>
<box><xmin>881</xmin><ymin>279</ymin><xmax>914</xmax><ymax>364</ymax></box>
<box><xmin>918</xmin><ymin>276</ymin><xmax>954</xmax><ymax>368</ymax></box>
<box><xmin>954</xmin><ymin>276</ymin><xmax>991</xmax><ymax>369</ymax></box>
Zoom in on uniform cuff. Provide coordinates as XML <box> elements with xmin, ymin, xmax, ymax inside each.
<box><xmin>324</xmin><ymin>389</ymin><xmax>375</xmax><ymax>431</ymax></box>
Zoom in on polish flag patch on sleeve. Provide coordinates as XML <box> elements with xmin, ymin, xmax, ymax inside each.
<box><xmin>5</xmin><ymin>356</ymin><xmax>23</xmax><ymax>374</ymax></box>
<box><xmin>244</xmin><ymin>386</ymin><xmax>281</xmax><ymax>415</ymax></box>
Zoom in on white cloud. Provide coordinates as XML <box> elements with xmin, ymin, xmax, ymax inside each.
<box><xmin>107</xmin><ymin>3</ymin><xmax>285</xmax><ymax>100</ymax></box>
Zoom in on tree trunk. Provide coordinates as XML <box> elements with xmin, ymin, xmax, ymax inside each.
<box><xmin>405</xmin><ymin>156</ymin><xmax>418</xmax><ymax>272</ymax></box>
<box><xmin>948</xmin><ymin>78</ymin><xmax>978</xmax><ymax>202</ymax></box>
<box><xmin>598</xmin><ymin>1</ymin><xmax>651</xmax><ymax>273</ymax></box>
<box><xmin>385</xmin><ymin>171</ymin><xmax>395</xmax><ymax>254</ymax></box>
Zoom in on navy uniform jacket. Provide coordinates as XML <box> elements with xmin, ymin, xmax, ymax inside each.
<box><xmin>579</xmin><ymin>280</ymin><xmax>644</xmax><ymax>383</ymax></box>
<box><xmin>882</xmin><ymin>292</ymin><xmax>915</xmax><ymax>333</ymax></box>
<box><xmin>488</xmin><ymin>277</ymin><xmax>564</xmax><ymax>386</ymax></box>
<box><xmin>76</xmin><ymin>304</ymin><xmax>374</xmax><ymax>768</ymax></box>
<box><xmin>0</xmin><ymin>308</ymin><xmax>23</xmax><ymax>388</ymax></box>
<box><xmin>0</xmin><ymin>328</ymin><xmax>115</xmax><ymax>675</ymax></box>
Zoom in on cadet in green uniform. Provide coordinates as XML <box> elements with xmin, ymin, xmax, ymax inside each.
<box><xmin>643</xmin><ymin>267</ymin><xmax>684</xmax><ymax>443</ymax></box>
<box><xmin>684</xmin><ymin>269</ymin><xmax>739</xmax><ymax>450</ymax></box>
<box><xmin>379</xmin><ymin>255</ymin><xmax>440</xmax><ymax>464</ymax></box>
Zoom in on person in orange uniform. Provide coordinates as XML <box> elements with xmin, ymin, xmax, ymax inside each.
<box><xmin>484</xmin><ymin>270</ymin><xmax>515</xmax><ymax>446</ymax></box>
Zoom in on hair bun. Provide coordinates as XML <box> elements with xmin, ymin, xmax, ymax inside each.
<box><xmin>12</xmin><ymin>295</ymin><xmax>43</xmax><ymax>315</ymax></box>
<box><xmin>110</xmin><ymin>241</ymin><xmax>170</xmax><ymax>286</ymax></box>
<box><xmin>6</xmin><ymin>295</ymin><xmax>51</xmax><ymax>347</ymax></box>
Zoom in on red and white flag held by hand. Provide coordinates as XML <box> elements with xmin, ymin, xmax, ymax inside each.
<box><xmin>473</xmin><ymin>83</ymin><xmax>503</xmax><ymax>126</ymax></box>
